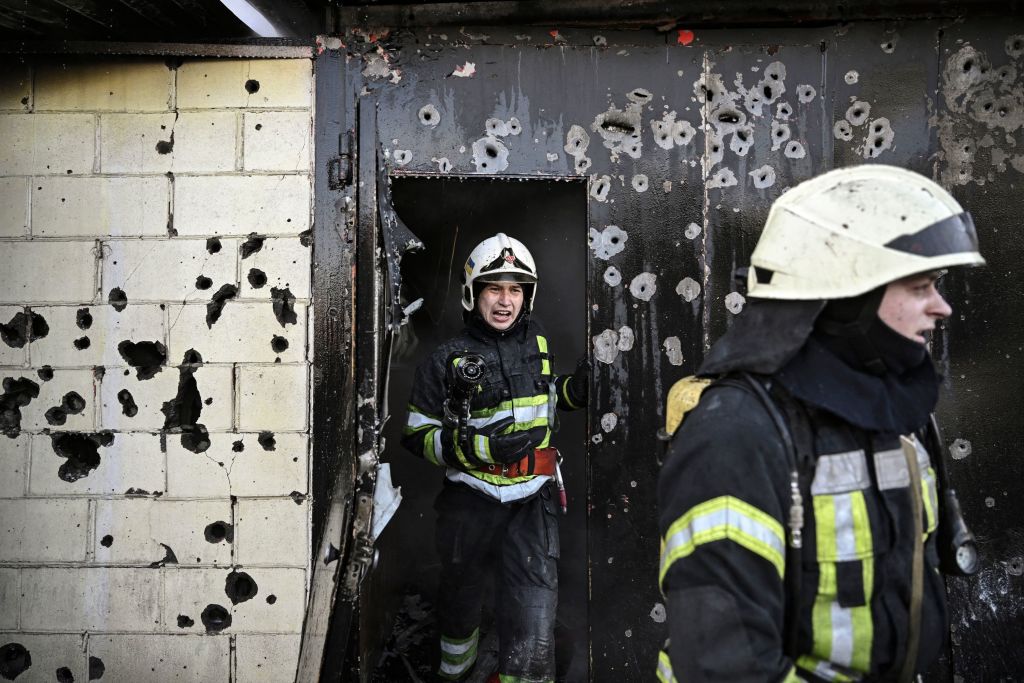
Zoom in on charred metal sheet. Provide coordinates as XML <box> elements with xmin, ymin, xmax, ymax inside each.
<box><xmin>376</xmin><ymin>154</ymin><xmax>425</xmax><ymax>330</ymax></box>
<box><xmin>0</xmin><ymin>40</ymin><xmax>314</xmax><ymax>57</ymax></box>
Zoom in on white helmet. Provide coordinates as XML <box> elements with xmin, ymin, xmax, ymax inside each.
<box><xmin>748</xmin><ymin>164</ymin><xmax>985</xmax><ymax>300</ymax></box>
<box><xmin>461</xmin><ymin>233</ymin><xmax>539</xmax><ymax>312</ymax></box>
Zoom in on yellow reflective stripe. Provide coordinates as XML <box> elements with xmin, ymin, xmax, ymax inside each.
<box><xmin>464</xmin><ymin>469</ymin><xmax>535</xmax><ymax>485</ymax></box>
<box><xmin>499</xmin><ymin>675</ymin><xmax>554</xmax><ymax>683</ymax></box>
<box><xmin>469</xmin><ymin>394</ymin><xmax>548</xmax><ymax>418</ymax></box>
<box><xmin>796</xmin><ymin>655</ymin><xmax>860</xmax><ymax>682</ymax></box>
<box><xmin>922</xmin><ymin>466</ymin><xmax>938</xmax><ymax>535</ymax></box>
<box><xmin>811</xmin><ymin>561</ymin><xmax>835</xmax><ymax>663</ymax></box>
<box><xmin>422</xmin><ymin>429</ymin><xmax>441</xmax><ymax>466</ymax></box>
<box><xmin>537</xmin><ymin>335</ymin><xmax>551</xmax><ymax>376</ymax></box>
<box><xmin>656</xmin><ymin>650</ymin><xmax>677</xmax><ymax>683</ymax></box>
<box><xmin>659</xmin><ymin>496</ymin><xmax>785</xmax><ymax>589</ymax></box>
<box><xmin>783</xmin><ymin>665</ymin><xmax>808</xmax><ymax>682</ymax></box>
<box><xmin>815</xmin><ymin>494</ymin><xmax>837</xmax><ymax>560</ymax></box>
<box><xmin>451</xmin><ymin>434</ymin><xmax>474</xmax><ymax>469</ymax></box>
<box><xmin>474</xmin><ymin>433</ymin><xmax>494</xmax><ymax>463</ymax></box>
<box><xmin>407</xmin><ymin>402</ymin><xmax>441</xmax><ymax>420</ymax></box>
<box><xmin>560</xmin><ymin>375</ymin><xmax>581</xmax><ymax>409</ymax></box>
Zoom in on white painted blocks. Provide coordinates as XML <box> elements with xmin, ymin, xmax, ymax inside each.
<box><xmin>166</xmin><ymin>433</ymin><xmax>307</xmax><ymax>498</ymax></box>
<box><xmin>243</xmin><ymin>111</ymin><xmax>312</xmax><ymax>172</ymax></box>
<box><xmin>0</xmin><ymin>568</ymin><xmax>18</xmax><ymax>629</ymax></box>
<box><xmin>0</xmin><ymin>633</ymin><xmax>87</xmax><ymax>681</ymax></box>
<box><xmin>177</xmin><ymin>60</ymin><xmax>312</xmax><ymax>110</ymax></box>
<box><xmin>16</xmin><ymin>368</ymin><xmax>95</xmax><ymax>432</ymax></box>
<box><xmin>94</xmin><ymin>499</ymin><xmax>232</xmax><ymax>566</ymax></box>
<box><xmin>0</xmin><ymin>306</ymin><xmax>28</xmax><ymax>366</ymax></box>
<box><xmin>29</xmin><ymin>432</ymin><xmax>164</xmax><ymax>496</ymax></box>
<box><xmin>163</xmin><ymin>567</ymin><xmax>305</xmax><ymax>633</ymax></box>
<box><xmin>237</xmin><ymin>365</ymin><xmax>308</xmax><ymax>432</ymax></box>
<box><xmin>100</xmin><ymin>111</ymin><xmax>237</xmax><ymax>174</ymax></box>
<box><xmin>168</xmin><ymin>302</ymin><xmax>305</xmax><ymax>363</ymax></box>
<box><xmin>0</xmin><ymin>433</ymin><xmax>28</xmax><ymax>497</ymax></box>
<box><xmin>20</xmin><ymin>567</ymin><xmax>161</xmax><ymax>631</ymax></box>
<box><xmin>29</xmin><ymin>304</ymin><xmax>166</xmax><ymax>369</ymax></box>
<box><xmin>0</xmin><ymin>114</ymin><xmax>95</xmax><ymax>176</ymax></box>
<box><xmin>102</xmin><ymin>238</ymin><xmax>238</xmax><ymax>303</ymax></box>
<box><xmin>0</xmin><ymin>241</ymin><xmax>96</xmax><ymax>304</ymax></box>
<box><xmin>173</xmin><ymin>174</ymin><xmax>311</xmax><ymax>236</ymax></box>
<box><xmin>0</xmin><ymin>177</ymin><xmax>29</xmax><ymax>237</ymax></box>
<box><xmin>236</xmin><ymin>498</ymin><xmax>307</xmax><ymax>567</ymax></box>
<box><xmin>236</xmin><ymin>634</ymin><xmax>301</xmax><ymax>682</ymax></box>
<box><xmin>99</xmin><ymin>363</ymin><xmax>233</xmax><ymax>432</ymax></box>
<box><xmin>32</xmin><ymin>176</ymin><xmax>169</xmax><ymax>238</ymax></box>
<box><xmin>34</xmin><ymin>62</ymin><xmax>172</xmax><ymax>112</ymax></box>
<box><xmin>88</xmin><ymin>634</ymin><xmax>230</xmax><ymax>682</ymax></box>
<box><xmin>0</xmin><ymin>66</ymin><xmax>30</xmax><ymax>111</ymax></box>
<box><xmin>239</xmin><ymin>237</ymin><xmax>311</xmax><ymax>300</ymax></box>
<box><xmin>0</xmin><ymin>498</ymin><xmax>88</xmax><ymax>562</ymax></box>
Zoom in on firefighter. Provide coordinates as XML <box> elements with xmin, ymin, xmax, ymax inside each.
<box><xmin>402</xmin><ymin>233</ymin><xmax>588</xmax><ymax>683</ymax></box>
<box><xmin>657</xmin><ymin>165</ymin><xmax>984</xmax><ymax>682</ymax></box>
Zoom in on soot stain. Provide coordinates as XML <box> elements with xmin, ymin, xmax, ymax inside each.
<box><xmin>270</xmin><ymin>287</ymin><xmax>297</xmax><ymax>327</ymax></box>
<box><xmin>50</xmin><ymin>431</ymin><xmax>114</xmax><ymax>482</ymax></box>
<box><xmin>0</xmin><ymin>643</ymin><xmax>32</xmax><ymax>678</ymax></box>
<box><xmin>247</xmin><ymin>268</ymin><xmax>267</xmax><ymax>289</ymax></box>
<box><xmin>206</xmin><ymin>284</ymin><xmax>238</xmax><ymax>328</ymax></box>
<box><xmin>240</xmin><ymin>233</ymin><xmax>265</xmax><ymax>259</ymax></box>
<box><xmin>148</xmin><ymin>542</ymin><xmax>179</xmax><ymax>568</ymax></box>
<box><xmin>76</xmin><ymin>308</ymin><xmax>93</xmax><ymax>330</ymax></box>
<box><xmin>117</xmin><ymin>340</ymin><xmax>167</xmax><ymax>380</ymax></box>
<box><xmin>201</xmin><ymin>604</ymin><xmax>232</xmax><ymax>632</ymax></box>
<box><xmin>117</xmin><ymin>389</ymin><xmax>138</xmax><ymax>417</ymax></box>
<box><xmin>225</xmin><ymin>570</ymin><xmax>258</xmax><ymax>605</ymax></box>
<box><xmin>206</xmin><ymin>237</ymin><xmax>222</xmax><ymax>254</ymax></box>
<box><xmin>258</xmin><ymin>431</ymin><xmax>276</xmax><ymax>451</ymax></box>
<box><xmin>1</xmin><ymin>310</ymin><xmax>49</xmax><ymax>348</ymax></box>
<box><xmin>108</xmin><ymin>288</ymin><xmax>128</xmax><ymax>312</ymax></box>
<box><xmin>1</xmin><ymin>376</ymin><xmax>40</xmax><ymax>438</ymax></box>
<box><xmin>161</xmin><ymin>352</ymin><xmax>210</xmax><ymax>453</ymax></box>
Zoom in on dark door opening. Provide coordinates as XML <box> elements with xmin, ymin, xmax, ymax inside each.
<box><xmin>368</xmin><ymin>176</ymin><xmax>589</xmax><ymax>681</ymax></box>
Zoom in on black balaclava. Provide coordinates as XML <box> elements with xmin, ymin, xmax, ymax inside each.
<box><xmin>774</xmin><ymin>286</ymin><xmax>940</xmax><ymax>434</ymax></box>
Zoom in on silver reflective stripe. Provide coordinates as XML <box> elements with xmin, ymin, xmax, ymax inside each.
<box><xmin>811</xmin><ymin>450</ymin><xmax>870</xmax><ymax>494</ymax></box>
<box><xmin>407</xmin><ymin>410</ymin><xmax>442</xmax><ymax>430</ymax></box>
<box><xmin>832</xmin><ymin>493</ymin><xmax>859</xmax><ymax>561</ymax></box>
<box><xmin>663</xmin><ymin>505</ymin><xmax>786</xmax><ymax>570</ymax></box>
<box><xmin>874</xmin><ymin>448</ymin><xmax>909</xmax><ymax>490</ymax></box>
<box><xmin>433</xmin><ymin>430</ymin><xmax>447</xmax><ymax>466</ymax></box>
<box><xmin>811</xmin><ymin>658</ymin><xmax>862</xmax><ymax>682</ymax></box>
<box><xmin>829</xmin><ymin>601</ymin><xmax>855</xmax><ymax>667</ymax></box>
<box><xmin>911</xmin><ymin>435</ymin><xmax>931</xmax><ymax>469</ymax></box>
<box><xmin>466</xmin><ymin>403</ymin><xmax>550</xmax><ymax>428</ymax></box>
<box><xmin>446</xmin><ymin>470</ymin><xmax>551</xmax><ymax>502</ymax></box>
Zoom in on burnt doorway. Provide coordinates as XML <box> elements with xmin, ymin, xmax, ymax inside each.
<box><xmin>370</xmin><ymin>176</ymin><xmax>589</xmax><ymax>681</ymax></box>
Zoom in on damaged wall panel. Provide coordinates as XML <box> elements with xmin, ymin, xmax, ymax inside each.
<box><xmin>0</xmin><ymin>55</ymin><xmax>315</xmax><ymax>680</ymax></box>
<box><xmin>345</xmin><ymin>15</ymin><xmax>1024</xmax><ymax>681</ymax></box>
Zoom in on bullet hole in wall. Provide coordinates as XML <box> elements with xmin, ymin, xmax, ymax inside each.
<box><xmin>203</xmin><ymin>397</ymin><xmax>212</xmax><ymax>405</ymax></box>
<box><xmin>88</xmin><ymin>656</ymin><xmax>105</xmax><ymax>680</ymax></box>
<box><xmin>201</xmin><ymin>604</ymin><xmax>232</xmax><ymax>632</ymax></box>
<box><xmin>161</xmin><ymin>352</ymin><xmax>209</xmax><ymax>453</ymax></box>
<box><xmin>290</xmin><ymin>491</ymin><xmax>306</xmax><ymax>505</ymax></box>
<box><xmin>206</xmin><ymin>237</ymin><xmax>222</xmax><ymax>254</ymax></box>
<box><xmin>240</xmin><ymin>233</ymin><xmax>265</xmax><ymax>259</ymax></box>
<box><xmin>50</xmin><ymin>431</ymin><xmax>114</xmax><ymax>483</ymax></box>
<box><xmin>45</xmin><ymin>391</ymin><xmax>86</xmax><ymax>426</ymax></box>
<box><xmin>177</xmin><ymin>615</ymin><xmax>195</xmax><ymax>628</ymax></box>
<box><xmin>100</xmin><ymin>534</ymin><xmax>114</xmax><ymax>547</ymax></box>
<box><xmin>267</xmin><ymin>594</ymin><xmax>277</xmax><ymax>604</ymax></box>
<box><xmin>0</xmin><ymin>643</ymin><xmax>32</xmax><ymax>679</ymax></box>
<box><xmin>232</xmin><ymin>440</ymin><xmax>244</xmax><ymax>452</ymax></box>
<box><xmin>254</xmin><ymin>123</ymin><xmax>263</xmax><ymax>131</ymax></box>
<box><xmin>225</xmin><ymin>570</ymin><xmax>259</xmax><ymax>604</ymax></box>
<box><xmin>117</xmin><ymin>389</ymin><xmax>138</xmax><ymax>417</ymax></box>
<box><xmin>247</xmin><ymin>268</ymin><xmax>268</xmax><ymax>289</ymax></box>
<box><xmin>76</xmin><ymin>308</ymin><xmax>93</xmax><ymax>330</ymax></box>
<box><xmin>195</xmin><ymin>276</ymin><xmax>213</xmax><ymax>290</ymax></box>
<box><xmin>37</xmin><ymin>366</ymin><xmax>54</xmax><ymax>382</ymax></box>
<box><xmin>148</xmin><ymin>542</ymin><xmax>179</xmax><ymax>568</ymax></box>
<box><xmin>117</xmin><ymin>340</ymin><xmax>167</xmax><ymax>380</ymax></box>
<box><xmin>74</xmin><ymin>336</ymin><xmax>91</xmax><ymax>350</ymax></box>
<box><xmin>299</xmin><ymin>229</ymin><xmax>312</xmax><ymax>247</ymax></box>
<box><xmin>1</xmin><ymin>376</ymin><xmax>40</xmax><ymax>438</ymax></box>
<box><xmin>244</xmin><ymin>79</ymin><xmax>260</xmax><ymax>94</ymax></box>
<box><xmin>204</xmin><ymin>521</ymin><xmax>234</xmax><ymax>544</ymax></box>
<box><xmin>271</xmin><ymin>335</ymin><xmax>289</xmax><ymax>354</ymax></box>
<box><xmin>270</xmin><ymin>287</ymin><xmax>297</xmax><ymax>327</ymax></box>
<box><xmin>155</xmin><ymin>132</ymin><xmax>174</xmax><ymax>154</ymax></box>
<box><xmin>0</xmin><ymin>310</ymin><xmax>49</xmax><ymax>348</ymax></box>
<box><xmin>57</xmin><ymin>666</ymin><xmax>74</xmax><ymax>683</ymax></box>
<box><xmin>258</xmin><ymin>431</ymin><xmax>276</xmax><ymax>451</ymax></box>
<box><xmin>108</xmin><ymin>288</ymin><xmax>128</xmax><ymax>312</ymax></box>
<box><xmin>206</xmin><ymin>284</ymin><xmax>238</xmax><ymax>328</ymax></box>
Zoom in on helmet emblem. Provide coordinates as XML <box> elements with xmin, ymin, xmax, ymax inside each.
<box><xmin>503</xmin><ymin>248</ymin><xmax>516</xmax><ymax>263</ymax></box>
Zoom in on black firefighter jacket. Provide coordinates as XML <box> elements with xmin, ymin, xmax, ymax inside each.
<box><xmin>657</xmin><ymin>380</ymin><xmax>947</xmax><ymax>683</ymax></box>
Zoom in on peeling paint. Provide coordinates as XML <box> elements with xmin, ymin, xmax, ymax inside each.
<box><xmin>631</xmin><ymin>174</ymin><xmax>649</xmax><ymax>192</ymax></box>
<box><xmin>471</xmin><ymin>135</ymin><xmax>509</xmax><ymax>173</ymax></box>
<box><xmin>629</xmin><ymin>272</ymin><xmax>657</xmax><ymax>301</ymax></box>
<box><xmin>676</xmin><ymin>277</ymin><xmax>701</xmax><ymax>302</ymax></box>
<box><xmin>603</xmin><ymin>266</ymin><xmax>622</xmax><ymax>287</ymax></box>
<box><xmin>418</xmin><ymin>104</ymin><xmax>440</xmax><ymax>127</ymax></box>
<box><xmin>601</xmin><ymin>412</ymin><xmax>618</xmax><ymax>433</ymax></box>
<box><xmin>725</xmin><ymin>291</ymin><xmax>746</xmax><ymax>314</ymax></box>
<box><xmin>750</xmin><ymin>164</ymin><xmax>777</xmax><ymax>188</ymax></box>
<box><xmin>617</xmin><ymin>326</ymin><xmax>635</xmax><ymax>352</ymax></box>
<box><xmin>593</xmin><ymin>329</ymin><xmax>619</xmax><ymax>364</ymax></box>
<box><xmin>707</xmin><ymin>167</ymin><xmax>737</xmax><ymax>189</ymax></box>
<box><xmin>663</xmin><ymin>336</ymin><xmax>683</xmax><ymax>366</ymax></box>
<box><xmin>684</xmin><ymin>222</ymin><xmax>701</xmax><ymax>240</ymax></box>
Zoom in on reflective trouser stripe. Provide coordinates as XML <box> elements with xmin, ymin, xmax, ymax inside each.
<box><xmin>812</xmin><ymin>492</ymin><xmax>873</xmax><ymax>673</ymax></box>
<box><xmin>656</xmin><ymin>650</ymin><xmax>678</xmax><ymax>683</ymax></box>
<box><xmin>659</xmin><ymin>496</ymin><xmax>785</xmax><ymax>589</ymax></box>
<box><xmin>439</xmin><ymin>629</ymin><xmax>479</xmax><ymax>679</ymax></box>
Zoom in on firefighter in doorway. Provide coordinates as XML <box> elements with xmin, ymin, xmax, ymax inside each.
<box><xmin>402</xmin><ymin>233</ymin><xmax>588</xmax><ymax>683</ymax></box>
<box><xmin>657</xmin><ymin>165</ymin><xmax>984</xmax><ymax>682</ymax></box>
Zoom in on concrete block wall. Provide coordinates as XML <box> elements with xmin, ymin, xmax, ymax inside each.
<box><xmin>0</xmin><ymin>57</ymin><xmax>314</xmax><ymax>681</ymax></box>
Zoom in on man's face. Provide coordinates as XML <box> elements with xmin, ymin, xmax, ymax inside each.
<box><xmin>877</xmin><ymin>272</ymin><xmax>953</xmax><ymax>343</ymax></box>
<box><xmin>477</xmin><ymin>281</ymin><xmax>524</xmax><ymax>331</ymax></box>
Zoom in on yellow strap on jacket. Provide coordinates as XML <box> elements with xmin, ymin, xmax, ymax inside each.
<box><xmin>664</xmin><ymin>376</ymin><xmax>713</xmax><ymax>436</ymax></box>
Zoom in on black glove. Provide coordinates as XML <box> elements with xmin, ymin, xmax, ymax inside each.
<box><xmin>569</xmin><ymin>355</ymin><xmax>590</xmax><ymax>405</ymax></box>
<box><xmin>458</xmin><ymin>416</ymin><xmax>537</xmax><ymax>465</ymax></box>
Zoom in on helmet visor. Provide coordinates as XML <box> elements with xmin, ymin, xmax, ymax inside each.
<box><xmin>883</xmin><ymin>212</ymin><xmax>979</xmax><ymax>258</ymax></box>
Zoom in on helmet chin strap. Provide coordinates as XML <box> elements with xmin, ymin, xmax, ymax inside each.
<box><xmin>813</xmin><ymin>286</ymin><xmax>889</xmax><ymax>376</ymax></box>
